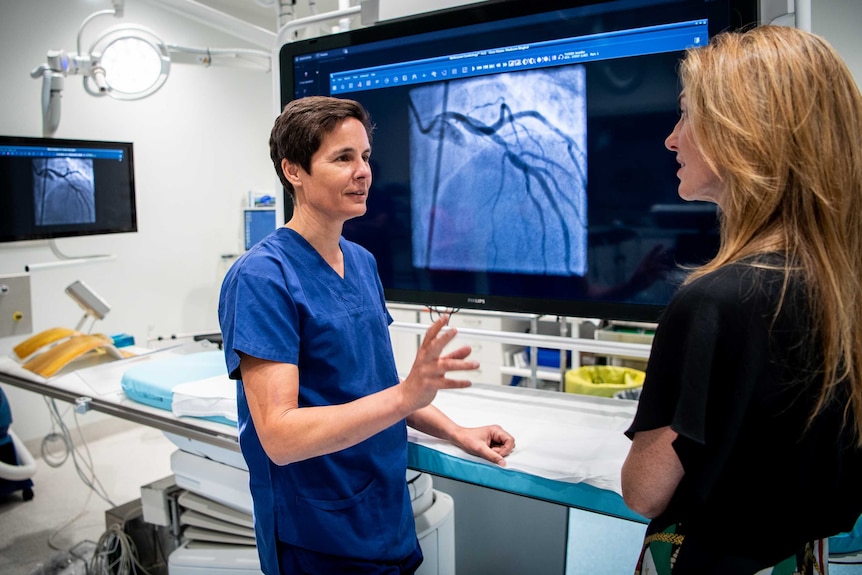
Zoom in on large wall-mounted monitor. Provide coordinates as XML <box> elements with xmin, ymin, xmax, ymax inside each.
<box><xmin>277</xmin><ymin>0</ymin><xmax>758</xmax><ymax>322</ymax></box>
<box><xmin>0</xmin><ymin>136</ymin><xmax>137</xmax><ymax>243</ymax></box>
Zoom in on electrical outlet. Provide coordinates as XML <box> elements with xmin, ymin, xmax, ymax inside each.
<box><xmin>0</xmin><ymin>273</ymin><xmax>34</xmax><ymax>338</ymax></box>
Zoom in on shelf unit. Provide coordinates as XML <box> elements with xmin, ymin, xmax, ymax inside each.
<box><xmin>387</xmin><ymin>303</ymin><xmax>654</xmax><ymax>392</ymax></box>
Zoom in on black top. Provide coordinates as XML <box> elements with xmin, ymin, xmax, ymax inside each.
<box><xmin>626</xmin><ymin>256</ymin><xmax>862</xmax><ymax>573</ymax></box>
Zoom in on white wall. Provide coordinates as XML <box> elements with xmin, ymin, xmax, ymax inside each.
<box><xmin>0</xmin><ymin>0</ymin><xmax>276</xmax><ymax>443</ymax></box>
<box><xmin>761</xmin><ymin>0</ymin><xmax>862</xmax><ymax>85</ymax></box>
<box><xmin>810</xmin><ymin>0</ymin><xmax>862</xmax><ymax>86</ymax></box>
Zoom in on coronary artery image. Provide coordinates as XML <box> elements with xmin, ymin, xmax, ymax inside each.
<box><xmin>32</xmin><ymin>157</ymin><xmax>96</xmax><ymax>226</ymax></box>
<box><xmin>408</xmin><ymin>65</ymin><xmax>587</xmax><ymax>277</ymax></box>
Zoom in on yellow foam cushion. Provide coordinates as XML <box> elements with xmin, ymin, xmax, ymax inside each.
<box><xmin>22</xmin><ymin>334</ymin><xmax>127</xmax><ymax>378</ymax></box>
<box><xmin>12</xmin><ymin>327</ymin><xmax>80</xmax><ymax>361</ymax></box>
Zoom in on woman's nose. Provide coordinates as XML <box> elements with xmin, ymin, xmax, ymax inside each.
<box><xmin>356</xmin><ymin>160</ymin><xmax>371</xmax><ymax>179</ymax></box>
<box><xmin>665</xmin><ymin>125</ymin><xmax>679</xmax><ymax>152</ymax></box>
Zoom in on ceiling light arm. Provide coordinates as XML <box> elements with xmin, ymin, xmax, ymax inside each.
<box><xmin>167</xmin><ymin>45</ymin><xmax>272</xmax><ymax>72</ymax></box>
<box><xmin>29</xmin><ymin>1</ymin><xmax>125</xmax><ymax>137</ymax></box>
<box><xmin>77</xmin><ymin>9</ymin><xmax>120</xmax><ymax>55</ymax></box>
<box><xmin>30</xmin><ymin>59</ymin><xmax>64</xmax><ymax>138</ymax></box>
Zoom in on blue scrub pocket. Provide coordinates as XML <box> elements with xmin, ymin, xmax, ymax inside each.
<box><xmin>287</xmin><ymin>477</ymin><xmax>389</xmax><ymax>560</ymax></box>
<box><xmin>297</xmin><ymin>476</ymin><xmax>375</xmax><ymax>511</ymax></box>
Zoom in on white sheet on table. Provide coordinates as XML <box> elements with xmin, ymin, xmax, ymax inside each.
<box><xmin>409</xmin><ymin>386</ymin><xmax>636</xmax><ymax>495</ymax></box>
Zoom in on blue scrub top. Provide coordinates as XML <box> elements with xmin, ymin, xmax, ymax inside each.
<box><xmin>218</xmin><ymin>228</ymin><xmax>416</xmax><ymax>574</ymax></box>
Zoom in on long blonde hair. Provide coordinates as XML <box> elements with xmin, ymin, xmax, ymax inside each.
<box><xmin>680</xmin><ymin>26</ymin><xmax>862</xmax><ymax>442</ymax></box>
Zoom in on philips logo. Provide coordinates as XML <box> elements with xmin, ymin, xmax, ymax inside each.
<box><xmin>467</xmin><ymin>297</ymin><xmax>486</xmax><ymax>305</ymax></box>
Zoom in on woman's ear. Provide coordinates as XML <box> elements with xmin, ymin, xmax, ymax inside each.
<box><xmin>282</xmin><ymin>158</ymin><xmax>302</xmax><ymax>187</ymax></box>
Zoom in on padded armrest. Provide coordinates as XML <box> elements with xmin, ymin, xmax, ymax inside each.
<box><xmin>22</xmin><ymin>334</ymin><xmax>128</xmax><ymax>377</ymax></box>
<box><xmin>12</xmin><ymin>327</ymin><xmax>80</xmax><ymax>362</ymax></box>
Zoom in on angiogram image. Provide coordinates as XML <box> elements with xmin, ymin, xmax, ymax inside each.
<box><xmin>408</xmin><ymin>66</ymin><xmax>587</xmax><ymax>277</ymax></box>
<box><xmin>32</xmin><ymin>157</ymin><xmax>96</xmax><ymax>226</ymax></box>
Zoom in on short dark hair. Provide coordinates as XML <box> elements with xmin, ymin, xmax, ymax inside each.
<box><xmin>269</xmin><ymin>96</ymin><xmax>374</xmax><ymax>199</ymax></box>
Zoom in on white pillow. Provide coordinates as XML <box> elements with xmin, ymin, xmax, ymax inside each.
<box><xmin>171</xmin><ymin>375</ymin><xmax>237</xmax><ymax>423</ymax></box>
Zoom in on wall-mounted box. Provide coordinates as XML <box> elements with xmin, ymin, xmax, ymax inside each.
<box><xmin>0</xmin><ymin>273</ymin><xmax>33</xmax><ymax>339</ymax></box>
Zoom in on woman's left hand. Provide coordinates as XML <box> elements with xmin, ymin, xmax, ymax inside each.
<box><xmin>455</xmin><ymin>425</ymin><xmax>515</xmax><ymax>467</ymax></box>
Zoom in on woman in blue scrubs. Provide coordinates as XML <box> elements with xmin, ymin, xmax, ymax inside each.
<box><xmin>219</xmin><ymin>96</ymin><xmax>515</xmax><ymax>574</ymax></box>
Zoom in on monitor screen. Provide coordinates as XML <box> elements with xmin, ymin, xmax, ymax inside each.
<box><xmin>278</xmin><ymin>0</ymin><xmax>757</xmax><ymax>322</ymax></box>
<box><xmin>244</xmin><ymin>208</ymin><xmax>276</xmax><ymax>250</ymax></box>
<box><xmin>0</xmin><ymin>136</ymin><xmax>137</xmax><ymax>243</ymax></box>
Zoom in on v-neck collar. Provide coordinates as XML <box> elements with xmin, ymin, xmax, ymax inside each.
<box><xmin>280</xmin><ymin>228</ymin><xmax>367</xmax><ymax>308</ymax></box>
<box><xmin>282</xmin><ymin>227</ymin><xmax>348</xmax><ymax>279</ymax></box>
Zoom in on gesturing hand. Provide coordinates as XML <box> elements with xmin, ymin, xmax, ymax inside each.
<box><xmin>400</xmin><ymin>314</ymin><xmax>479</xmax><ymax>412</ymax></box>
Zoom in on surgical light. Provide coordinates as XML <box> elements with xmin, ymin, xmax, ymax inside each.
<box><xmin>87</xmin><ymin>25</ymin><xmax>171</xmax><ymax>100</ymax></box>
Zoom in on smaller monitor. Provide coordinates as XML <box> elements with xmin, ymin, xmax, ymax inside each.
<box><xmin>0</xmin><ymin>135</ymin><xmax>137</xmax><ymax>243</ymax></box>
<box><xmin>244</xmin><ymin>208</ymin><xmax>276</xmax><ymax>250</ymax></box>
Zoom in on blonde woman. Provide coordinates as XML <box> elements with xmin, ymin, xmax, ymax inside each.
<box><xmin>622</xmin><ymin>25</ymin><xmax>862</xmax><ymax>574</ymax></box>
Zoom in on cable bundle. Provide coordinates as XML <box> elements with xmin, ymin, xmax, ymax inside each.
<box><xmin>89</xmin><ymin>523</ymin><xmax>152</xmax><ymax>575</ymax></box>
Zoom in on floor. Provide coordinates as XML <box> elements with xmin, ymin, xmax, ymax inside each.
<box><xmin>1</xmin><ymin>415</ymin><xmax>861</xmax><ymax>575</ymax></box>
<box><xmin>0</xmin><ymin>418</ymin><xmax>175</xmax><ymax>575</ymax></box>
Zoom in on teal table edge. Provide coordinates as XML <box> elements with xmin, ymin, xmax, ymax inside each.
<box><xmin>407</xmin><ymin>442</ymin><xmax>647</xmax><ymax>524</ymax></box>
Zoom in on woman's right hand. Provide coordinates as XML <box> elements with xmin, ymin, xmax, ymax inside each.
<box><xmin>400</xmin><ymin>314</ymin><xmax>478</xmax><ymax>412</ymax></box>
